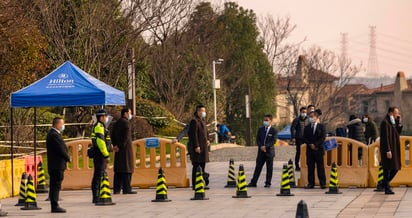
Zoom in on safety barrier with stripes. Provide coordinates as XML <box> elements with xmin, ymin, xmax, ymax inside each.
<box><xmin>62</xmin><ymin>138</ymin><xmax>189</xmax><ymax>189</ymax></box>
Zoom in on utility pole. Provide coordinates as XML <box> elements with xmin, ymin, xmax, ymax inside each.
<box><xmin>127</xmin><ymin>48</ymin><xmax>136</xmax><ymax>115</ymax></box>
<box><xmin>367</xmin><ymin>26</ymin><xmax>379</xmax><ymax>77</ymax></box>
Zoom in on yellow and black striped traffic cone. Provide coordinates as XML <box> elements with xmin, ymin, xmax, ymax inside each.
<box><xmin>232</xmin><ymin>164</ymin><xmax>251</xmax><ymax>198</ymax></box>
<box><xmin>21</xmin><ymin>174</ymin><xmax>41</xmax><ymax>210</ymax></box>
<box><xmin>36</xmin><ymin>161</ymin><xmax>48</xmax><ymax>193</ymax></box>
<box><xmin>276</xmin><ymin>164</ymin><xmax>294</xmax><ymax>196</ymax></box>
<box><xmin>374</xmin><ymin>162</ymin><xmax>384</xmax><ymax>192</ymax></box>
<box><xmin>325</xmin><ymin>162</ymin><xmax>342</xmax><ymax>194</ymax></box>
<box><xmin>152</xmin><ymin>168</ymin><xmax>171</xmax><ymax>202</ymax></box>
<box><xmin>95</xmin><ymin>172</ymin><xmax>115</xmax><ymax>206</ymax></box>
<box><xmin>288</xmin><ymin>159</ymin><xmax>296</xmax><ymax>188</ymax></box>
<box><xmin>190</xmin><ymin>166</ymin><xmax>208</xmax><ymax>200</ymax></box>
<box><xmin>15</xmin><ymin>172</ymin><xmax>27</xmax><ymax>206</ymax></box>
<box><xmin>224</xmin><ymin>159</ymin><xmax>236</xmax><ymax>188</ymax></box>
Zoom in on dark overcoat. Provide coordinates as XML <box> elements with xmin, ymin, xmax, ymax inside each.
<box><xmin>188</xmin><ymin>115</ymin><xmax>209</xmax><ymax>163</ymax></box>
<box><xmin>380</xmin><ymin>115</ymin><xmax>402</xmax><ymax>170</ymax></box>
<box><xmin>111</xmin><ymin>118</ymin><xmax>134</xmax><ymax>173</ymax></box>
<box><xmin>46</xmin><ymin>128</ymin><xmax>70</xmax><ymax>170</ymax></box>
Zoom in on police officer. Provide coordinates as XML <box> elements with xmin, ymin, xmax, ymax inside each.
<box><xmin>91</xmin><ymin>109</ymin><xmax>112</xmax><ymax>203</ymax></box>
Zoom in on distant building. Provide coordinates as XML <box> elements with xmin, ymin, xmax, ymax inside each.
<box><xmin>354</xmin><ymin>72</ymin><xmax>411</xmax><ymax>131</ymax></box>
<box><xmin>275</xmin><ymin>55</ymin><xmax>337</xmax><ymax>125</ymax></box>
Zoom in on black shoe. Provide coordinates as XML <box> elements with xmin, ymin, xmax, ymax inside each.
<box><xmin>385</xmin><ymin>189</ymin><xmax>395</xmax><ymax>195</ymax></box>
<box><xmin>247</xmin><ymin>183</ymin><xmax>257</xmax><ymax>187</ymax></box>
<box><xmin>92</xmin><ymin>198</ymin><xmax>98</xmax><ymax>203</ymax></box>
<box><xmin>304</xmin><ymin>185</ymin><xmax>314</xmax><ymax>189</ymax></box>
<box><xmin>123</xmin><ymin>191</ymin><xmax>137</xmax><ymax>194</ymax></box>
<box><xmin>264</xmin><ymin>184</ymin><xmax>271</xmax><ymax>188</ymax></box>
<box><xmin>51</xmin><ymin>206</ymin><xmax>66</xmax><ymax>213</ymax></box>
<box><xmin>295</xmin><ymin>167</ymin><xmax>300</xmax><ymax>171</ymax></box>
<box><xmin>204</xmin><ymin>186</ymin><xmax>210</xmax><ymax>190</ymax></box>
<box><xmin>320</xmin><ymin>185</ymin><xmax>327</xmax><ymax>189</ymax></box>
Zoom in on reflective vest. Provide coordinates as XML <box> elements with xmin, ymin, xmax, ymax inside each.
<box><xmin>91</xmin><ymin>121</ymin><xmax>111</xmax><ymax>158</ymax></box>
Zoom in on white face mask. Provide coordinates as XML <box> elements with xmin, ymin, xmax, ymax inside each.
<box><xmin>128</xmin><ymin>114</ymin><xmax>132</xmax><ymax>120</ymax></box>
<box><xmin>263</xmin><ymin>121</ymin><xmax>269</xmax><ymax>127</ymax></box>
<box><xmin>363</xmin><ymin>118</ymin><xmax>368</xmax><ymax>123</ymax></box>
<box><xmin>309</xmin><ymin>117</ymin><xmax>315</xmax><ymax>124</ymax></box>
<box><xmin>60</xmin><ymin>125</ymin><xmax>65</xmax><ymax>132</ymax></box>
<box><xmin>300</xmin><ymin>113</ymin><xmax>307</xmax><ymax>118</ymax></box>
<box><xmin>389</xmin><ymin>115</ymin><xmax>395</xmax><ymax>124</ymax></box>
<box><xmin>201</xmin><ymin>111</ymin><xmax>207</xmax><ymax>118</ymax></box>
<box><xmin>105</xmin><ymin>117</ymin><xmax>109</xmax><ymax>124</ymax></box>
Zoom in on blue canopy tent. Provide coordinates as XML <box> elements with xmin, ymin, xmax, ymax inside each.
<box><xmin>278</xmin><ymin>124</ymin><xmax>292</xmax><ymax>140</ymax></box>
<box><xmin>9</xmin><ymin>61</ymin><xmax>125</xmax><ymax>195</ymax></box>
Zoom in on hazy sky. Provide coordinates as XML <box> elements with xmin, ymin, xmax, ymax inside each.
<box><xmin>216</xmin><ymin>0</ymin><xmax>412</xmax><ymax>77</ymax></box>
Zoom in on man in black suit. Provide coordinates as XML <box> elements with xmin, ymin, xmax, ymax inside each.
<box><xmin>46</xmin><ymin>117</ymin><xmax>70</xmax><ymax>213</ymax></box>
<box><xmin>303</xmin><ymin>109</ymin><xmax>326</xmax><ymax>189</ymax></box>
<box><xmin>247</xmin><ymin>114</ymin><xmax>278</xmax><ymax>188</ymax></box>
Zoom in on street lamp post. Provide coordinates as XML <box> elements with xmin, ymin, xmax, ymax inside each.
<box><xmin>212</xmin><ymin>58</ymin><xmax>224</xmax><ymax>144</ymax></box>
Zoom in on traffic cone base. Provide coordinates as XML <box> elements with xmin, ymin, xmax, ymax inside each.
<box><xmin>21</xmin><ymin>202</ymin><xmax>41</xmax><ymax>210</ymax></box>
<box><xmin>276</xmin><ymin>190</ymin><xmax>294</xmax><ymax>196</ymax></box>
<box><xmin>232</xmin><ymin>191</ymin><xmax>251</xmax><ymax>198</ymax></box>
<box><xmin>325</xmin><ymin>187</ymin><xmax>342</xmax><ymax>194</ymax></box>
<box><xmin>191</xmin><ymin>192</ymin><xmax>209</xmax><ymax>200</ymax></box>
<box><xmin>225</xmin><ymin>182</ymin><xmax>237</xmax><ymax>188</ymax></box>
<box><xmin>95</xmin><ymin>199</ymin><xmax>116</xmax><ymax>206</ymax></box>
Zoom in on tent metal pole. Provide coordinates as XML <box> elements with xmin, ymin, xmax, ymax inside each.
<box><xmin>10</xmin><ymin>107</ymin><xmax>14</xmax><ymax>196</ymax></box>
<box><xmin>34</xmin><ymin>107</ymin><xmax>37</xmax><ymax>183</ymax></box>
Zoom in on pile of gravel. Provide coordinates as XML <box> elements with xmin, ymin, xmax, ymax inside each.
<box><xmin>209</xmin><ymin>145</ymin><xmax>296</xmax><ymax>162</ymax></box>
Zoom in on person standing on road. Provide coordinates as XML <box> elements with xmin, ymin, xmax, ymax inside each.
<box><xmin>290</xmin><ymin>106</ymin><xmax>309</xmax><ymax>171</ymax></box>
<box><xmin>303</xmin><ymin>109</ymin><xmax>326</xmax><ymax>189</ymax></box>
<box><xmin>46</xmin><ymin>117</ymin><xmax>70</xmax><ymax>213</ymax></box>
<box><xmin>188</xmin><ymin>105</ymin><xmax>210</xmax><ymax>189</ymax></box>
<box><xmin>380</xmin><ymin>107</ymin><xmax>402</xmax><ymax>195</ymax></box>
<box><xmin>90</xmin><ymin>109</ymin><xmax>112</xmax><ymax>203</ymax></box>
<box><xmin>247</xmin><ymin>114</ymin><xmax>278</xmax><ymax>188</ymax></box>
<box><xmin>362</xmin><ymin>114</ymin><xmax>379</xmax><ymax>145</ymax></box>
<box><xmin>111</xmin><ymin>108</ymin><xmax>137</xmax><ymax>194</ymax></box>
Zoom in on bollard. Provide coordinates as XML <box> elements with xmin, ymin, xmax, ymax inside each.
<box><xmin>191</xmin><ymin>166</ymin><xmax>208</xmax><ymax>200</ymax></box>
<box><xmin>36</xmin><ymin>162</ymin><xmax>48</xmax><ymax>193</ymax></box>
<box><xmin>373</xmin><ymin>162</ymin><xmax>384</xmax><ymax>192</ymax></box>
<box><xmin>288</xmin><ymin>159</ymin><xmax>296</xmax><ymax>188</ymax></box>
<box><xmin>276</xmin><ymin>164</ymin><xmax>294</xmax><ymax>196</ymax></box>
<box><xmin>21</xmin><ymin>174</ymin><xmax>41</xmax><ymax>210</ymax></box>
<box><xmin>152</xmin><ymin>168</ymin><xmax>171</xmax><ymax>202</ymax></box>
<box><xmin>224</xmin><ymin>159</ymin><xmax>237</xmax><ymax>188</ymax></box>
<box><xmin>95</xmin><ymin>172</ymin><xmax>115</xmax><ymax>206</ymax></box>
<box><xmin>325</xmin><ymin>162</ymin><xmax>342</xmax><ymax>194</ymax></box>
<box><xmin>232</xmin><ymin>164</ymin><xmax>251</xmax><ymax>198</ymax></box>
<box><xmin>15</xmin><ymin>172</ymin><xmax>27</xmax><ymax>206</ymax></box>
<box><xmin>295</xmin><ymin>200</ymin><xmax>309</xmax><ymax>218</ymax></box>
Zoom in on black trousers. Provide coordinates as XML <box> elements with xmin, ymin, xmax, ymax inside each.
<box><xmin>382</xmin><ymin>168</ymin><xmax>398</xmax><ymax>190</ymax></box>
<box><xmin>48</xmin><ymin>169</ymin><xmax>65</xmax><ymax>208</ymax></box>
<box><xmin>307</xmin><ymin>149</ymin><xmax>326</xmax><ymax>186</ymax></box>
<box><xmin>250</xmin><ymin>151</ymin><xmax>274</xmax><ymax>185</ymax></box>
<box><xmin>191</xmin><ymin>162</ymin><xmax>206</xmax><ymax>188</ymax></box>
<box><xmin>295</xmin><ymin>139</ymin><xmax>304</xmax><ymax>168</ymax></box>
<box><xmin>91</xmin><ymin>157</ymin><xmax>107</xmax><ymax>201</ymax></box>
<box><xmin>113</xmin><ymin>172</ymin><xmax>132</xmax><ymax>193</ymax></box>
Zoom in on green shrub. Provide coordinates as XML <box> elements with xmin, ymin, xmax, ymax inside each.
<box><xmin>136</xmin><ymin>99</ymin><xmax>174</xmax><ymax>128</ymax></box>
<box><xmin>157</xmin><ymin>122</ymin><xmax>184</xmax><ymax>137</ymax></box>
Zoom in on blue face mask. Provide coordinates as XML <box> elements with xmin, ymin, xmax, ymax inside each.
<box><xmin>263</xmin><ymin>121</ymin><xmax>269</xmax><ymax>127</ymax></box>
<box><xmin>308</xmin><ymin>117</ymin><xmax>314</xmax><ymax>124</ymax></box>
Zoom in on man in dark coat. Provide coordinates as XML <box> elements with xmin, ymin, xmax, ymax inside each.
<box><xmin>303</xmin><ymin>109</ymin><xmax>326</xmax><ymax>189</ymax></box>
<box><xmin>362</xmin><ymin>114</ymin><xmax>379</xmax><ymax>145</ymax></box>
<box><xmin>111</xmin><ymin>108</ymin><xmax>136</xmax><ymax>194</ymax></box>
<box><xmin>247</xmin><ymin>114</ymin><xmax>278</xmax><ymax>188</ymax></box>
<box><xmin>380</xmin><ymin>107</ymin><xmax>402</xmax><ymax>194</ymax></box>
<box><xmin>46</xmin><ymin>117</ymin><xmax>70</xmax><ymax>213</ymax></box>
<box><xmin>347</xmin><ymin>114</ymin><xmax>366</xmax><ymax>161</ymax></box>
<box><xmin>188</xmin><ymin>105</ymin><xmax>210</xmax><ymax>189</ymax></box>
<box><xmin>291</xmin><ymin>106</ymin><xmax>309</xmax><ymax>171</ymax></box>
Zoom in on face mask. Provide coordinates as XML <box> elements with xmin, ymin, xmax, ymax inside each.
<box><xmin>105</xmin><ymin>117</ymin><xmax>109</xmax><ymax>124</ymax></box>
<box><xmin>60</xmin><ymin>125</ymin><xmax>65</xmax><ymax>132</ymax></box>
<box><xmin>389</xmin><ymin>115</ymin><xmax>395</xmax><ymax>124</ymax></box>
<box><xmin>263</xmin><ymin>121</ymin><xmax>269</xmax><ymax>127</ymax></box>
<box><xmin>363</xmin><ymin>118</ymin><xmax>368</xmax><ymax>123</ymax></box>
<box><xmin>300</xmin><ymin>113</ymin><xmax>307</xmax><ymax>118</ymax></box>
<box><xmin>309</xmin><ymin>117</ymin><xmax>314</xmax><ymax>124</ymax></box>
<box><xmin>128</xmin><ymin>114</ymin><xmax>132</xmax><ymax>120</ymax></box>
<box><xmin>201</xmin><ymin>112</ymin><xmax>207</xmax><ymax>118</ymax></box>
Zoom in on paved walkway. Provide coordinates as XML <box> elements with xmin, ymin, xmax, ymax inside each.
<box><xmin>1</xmin><ymin>160</ymin><xmax>411</xmax><ymax>218</ymax></box>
